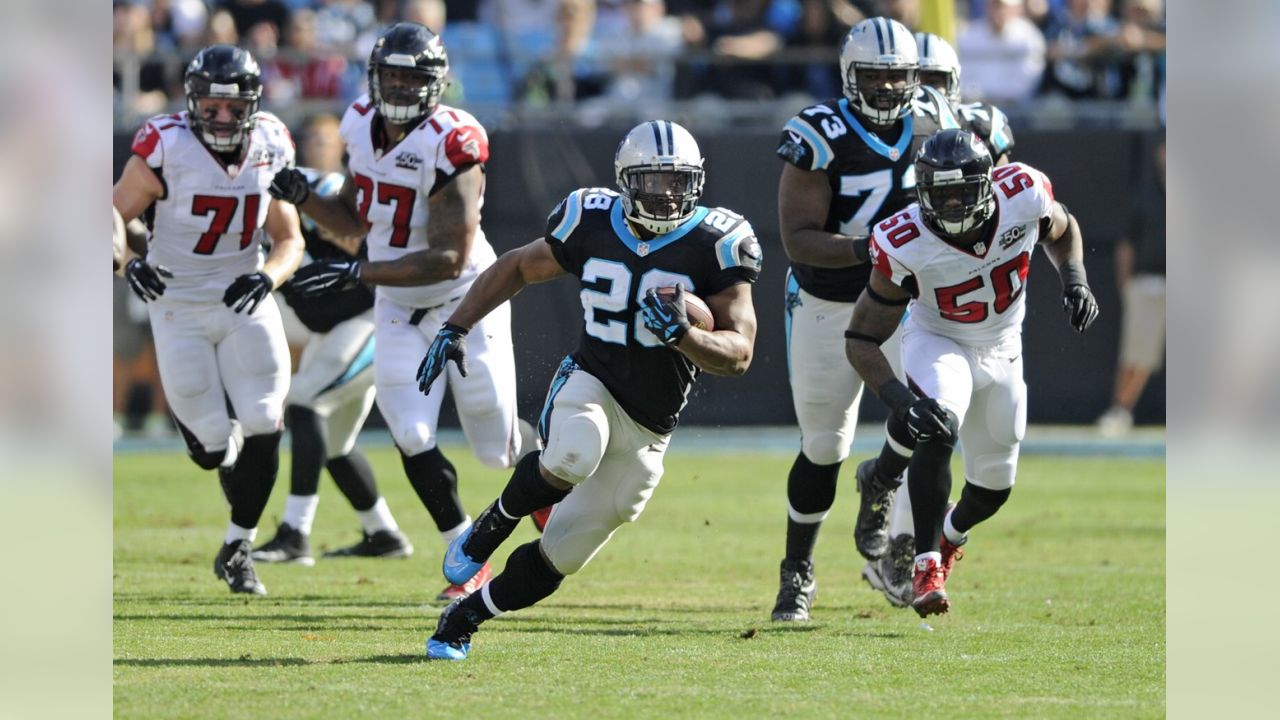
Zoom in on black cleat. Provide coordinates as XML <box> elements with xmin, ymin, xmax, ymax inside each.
<box><xmin>251</xmin><ymin>522</ymin><xmax>315</xmax><ymax>566</ymax></box>
<box><xmin>214</xmin><ymin>539</ymin><xmax>267</xmax><ymax>595</ymax></box>
<box><xmin>861</xmin><ymin>533</ymin><xmax>914</xmax><ymax>608</ymax></box>
<box><xmin>771</xmin><ymin>558</ymin><xmax>817</xmax><ymax>622</ymax></box>
<box><xmin>426</xmin><ymin>598</ymin><xmax>485</xmax><ymax>660</ymax></box>
<box><xmin>854</xmin><ymin>459</ymin><xmax>898</xmax><ymax>560</ymax></box>
<box><xmin>323</xmin><ymin>529</ymin><xmax>414</xmax><ymax>559</ymax></box>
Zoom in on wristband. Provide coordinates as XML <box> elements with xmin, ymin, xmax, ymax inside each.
<box><xmin>442</xmin><ymin>322</ymin><xmax>470</xmax><ymax>336</ymax></box>
<box><xmin>1059</xmin><ymin>258</ymin><xmax>1088</xmax><ymax>288</ymax></box>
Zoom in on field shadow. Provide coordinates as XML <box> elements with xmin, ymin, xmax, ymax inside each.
<box><xmin>329</xmin><ymin>653</ymin><xmax>427</xmax><ymax>665</ymax></box>
<box><xmin>114</xmin><ymin>657</ymin><xmax>312</xmax><ymax>668</ymax></box>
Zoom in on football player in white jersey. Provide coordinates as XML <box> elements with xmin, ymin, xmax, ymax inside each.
<box><xmin>112</xmin><ymin>45</ymin><xmax>305</xmax><ymax>595</ymax></box>
<box><xmin>268</xmin><ymin>22</ymin><xmax>534</xmax><ymax>601</ymax></box>
<box><xmin>845</xmin><ymin>129</ymin><xmax>1098</xmax><ymax>617</ymax></box>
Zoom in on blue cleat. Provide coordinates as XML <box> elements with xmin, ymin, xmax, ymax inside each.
<box><xmin>442</xmin><ymin>525</ymin><xmax>485</xmax><ymax>585</ymax></box>
<box><xmin>426</xmin><ymin>637</ymin><xmax>469</xmax><ymax>661</ymax></box>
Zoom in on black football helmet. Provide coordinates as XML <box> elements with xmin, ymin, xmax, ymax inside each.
<box><xmin>367</xmin><ymin>22</ymin><xmax>449</xmax><ymax>124</ymax></box>
<box><xmin>914</xmin><ymin>129</ymin><xmax>995</xmax><ymax>239</ymax></box>
<box><xmin>184</xmin><ymin>44</ymin><xmax>262</xmax><ymax>152</ymax></box>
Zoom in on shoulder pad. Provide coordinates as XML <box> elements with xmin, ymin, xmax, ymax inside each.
<box><xmin>913</xmin><ymin>86</ymin><xmax>961</xmax><ymax>129</ymax></box>
<box><xmin>546</xmin><ymin>187</ymin><xmax>618</xmax><ymax>243</ymax></box>
<box><xmin>708</xmin><ymin>210</ymin><xmax>762</xmax><ymax>274</ymax></box>
<box><xmin>779</xmin><ymin>102</ymin><xmax>846</xmax><ymax>170</ymax></box>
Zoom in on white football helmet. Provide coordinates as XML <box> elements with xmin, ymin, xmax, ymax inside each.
<box><xmin>840</xmin><ymin>17</ymin><xmax>919</xmax><ymax>126</ymax></box>
<box><xmin>914</xmin><ymin>32</ymin><xmax>961</xmax><ymax>105</ymax></box>
<box><xmin>614</xmin><ymin>120</ymin><xmax>705</xmax><ymax>236</ymax></box>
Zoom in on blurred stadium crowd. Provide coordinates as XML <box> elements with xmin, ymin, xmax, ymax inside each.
<box><xmin>114</xmin><ymin>0</ymin><xmax>1165</xmax><ymax>128</ymax></box>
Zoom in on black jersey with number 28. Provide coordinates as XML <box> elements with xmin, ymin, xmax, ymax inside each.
<box><xmin>543</xmin><ymin>188</ymin><xmax>762</xmax><ymax>434</ymax></box>
<box><xmin>776</xmin><ymin>86</ymin><xmax>958</xmax><ymax>302</ymax></box>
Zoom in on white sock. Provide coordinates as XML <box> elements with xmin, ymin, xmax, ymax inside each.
<box><xmin>914</xmin><ymin>551</ymin><xmax>942</xmax><ymax>569</ymax></box>
<box><xmin>356</xmin><ymin>497</ymin><xmax>399</xmax><ymax>534</ymax></box>
<box><xmin>224</xmin><ymin>522</ymin><xmax>257</xmax><ymax>544</ymax></box>
<box><xmin>942</xmin><ymin>508</ymin><xmax>967</xmax><ymax>546</ymax></box>
<box><xmin>887</xmin><ymin>475</ymin><xmax>914</xmax><ymax>537</ymax></box>
<box><xmin>440</xmin><ymin>516</ymin><xmax>472</xmax><ymax>545</ymax></box>
<box><xmin>283</xmin><ymin>494</ymin><xmax>319</xmax><ymax>535</ymax></box>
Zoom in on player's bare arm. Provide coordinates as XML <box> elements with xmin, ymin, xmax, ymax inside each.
<box><xmin>360</xmin><ymin>164</ymin><xmax>483</xmax><ymax>287</ymax></box>
<box><xmin>446</xmin><ymin>237</ymin><xmax>567</xmax><ymax>329</ymax></box>
<box><xmin>270</xmin><ymin>168</ymin><xmax>369</xmax><ymax>238</ymax></box>
<box><xmin>843</xmin><ymin>270</ymin><xmax>910</xmax><ymax>394</ymax></box>
<box><xmin>675</xmin><ymin>283</ymin><xmax>757</xmax><ymax>376</ymax></box>
<box><xmin>113</xmin><ymin>155</ymin><xmax>164</xmax><ymax>223</ymax></box>
<box><xmin>778</xmin><ymin>163</ymin><xmax>868</xmax><ymax>268</ymax></box>
<box><xmin>261</xmin><ymin>199</ymin><xmax>306</xmax><ymax>287</ymax></box>
<box><xmin>125</xmin><ymin>218</ymin><xmax>150</xmax><ymax>257</ymax></box>
<box><xmin>1038</xmin><ymin>200</ymin><xmax>1083</xmax><ymax>269</ymax></box>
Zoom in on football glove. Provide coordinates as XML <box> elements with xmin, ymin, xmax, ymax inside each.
<box><xmin>416</xmin><ymin>323</ymin><xmax>469</xmax><ymax>395</ymax></box>
<box><xmin>288</xmin><ymin>259</ymin><xmax>362</xmax><ymax>297</ymax></box>
<box><xmin>640</xmin><ymin>285</ymin><xmax>692</xmax><ymax>346</ymax></box>
<box><xmin>222</xmin><ymin>271</ymin><xmax>274</xmax><ymax>314</ymax></box>
<box><xmin>900</xmin><ymin>397</ymin><xmax>955</xmax><ymax>443</ymax></box>
<box><xmin>268</xmin><ymin>167</ymin><xmax>311</xmax><ymax>205</ymax></box>
<box><xmin>124</xmin><ymin>258</ymin><xmax>174</xmax><ymax>302</ymax></box>
<box><xmin>1062</xmin><ymin>284</ymin><xmax>1099</xmax><ymax>333</ymax></box>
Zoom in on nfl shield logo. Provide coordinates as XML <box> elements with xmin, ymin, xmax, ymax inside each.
<box><xmin>637</xmin><ymin>242</ymin><xmax>650</xmax><ymax>257</ymax></box>
<box><xmin>889</xmin><ymin>148</ymin><xmax>900</xmax><ymax>160</ymax></box>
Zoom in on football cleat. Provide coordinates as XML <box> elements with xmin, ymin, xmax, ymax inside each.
<box><xmin>214</xmin><ymin>539</ymin><xmax>267</xmax><ymax>595</ymax></box>
<box><xmin>770</xmin><ymin>558</ymin><xmax>817</xmax><ymax>622</ymax></box>
<box><xmin>911</xmin><ymin>555</ymin><xmax>949</xmax><ymax>617</ymax></box>
<box><xmin>442</xmin><ymin>524</ymin><xmax>485</xmax><ymax>585</ymax></box>
<box><xmin>861</xmin><ymin>534</ymin><xmax>914</xmax><ymax>608</ymax></box>
<box><xmin>436</xmin><ymin>561</ymin><xmax>492</xmax><ymax>602</ymax></box>
<box><xmin>531</xmin><ymin>505</ymin><xmax>554</xmax><ymax>533</ymax></box>
<box><xmin>251</xmin><ymin>522</ymin><xmax>315</xmax><ymax>566</ymax></box>
<box><xmin>854</xmin><ymin>459</ymin><xmax>897</xmax><ymax>560</ymax></box>
<box><xmin>322</xmin><ymin>529</ymin><xmax>414</xmax><ymax>559</ymax></box>
<box><xmin>426</xmin><ymin>599</ymin><xmax>483</xmax><ymax>661</ymax></box>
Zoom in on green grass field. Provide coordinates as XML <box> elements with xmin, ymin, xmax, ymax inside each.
<box><xmin>114</xmin><ymin>446</ymin><xmax>1164</xmax><ymax>719</ymax></box>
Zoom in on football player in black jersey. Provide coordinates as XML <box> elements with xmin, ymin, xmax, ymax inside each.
<box><xmin>415</xmin><ymin>121</ymin><xmax>762</xmax><ymax>661</ymax></box>
<box><xmin>915</xmin><ymin>32</ymin><xmax>1016</xmax><ymax>165</ymax></box>
<box><xmin>771</xmin><ymin>16</ymin><xmax>960</xmax><ymax>622</ymax></box>
<box><xmin>855</xmin><ymin>32</ymin><xmax>1023</xmax><ymax>610</ymax></box>
<box><xmin>253</xmin><ymin>169</ymin><xmax>413</xmax><ymax>567</ymax></box>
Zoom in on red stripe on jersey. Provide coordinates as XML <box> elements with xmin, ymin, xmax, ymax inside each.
<box><xmin>131</xmin><ymin>122</ymin><xmax>161</xmax><ymax>161</ymax></box>
<box><xmin>869</xmin><ymin>234</ymin><xmax>894</xmax><ymax>281</ymax></box>
<box><xmin>428</xmin><ymin>117</ymin><xmax>443</xmax><ymax>133</ymax></box>
<box><xmin>444</xmin><ymin>126</ymin><xmax>489</xmax><ymax>168</ymax></box>
<box><xmin>1039</xmin><ymin>170</ymin><xmax>1055</xmax><ymax>202</ymax></box>
<box><xmin>353</xmin><ymin>100</ymin><xmax>374</xmax><ymax>116</ymax></box>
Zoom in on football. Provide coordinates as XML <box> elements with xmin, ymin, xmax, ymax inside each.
<box><xmin>656</xmin><ymin>286</ymin><xmax>715</xmax><ymax>332</ymax></box>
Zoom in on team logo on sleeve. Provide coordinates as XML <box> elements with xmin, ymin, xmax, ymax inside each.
<box><xmin>778</xmin><ymin>139</ymin><xmax>806</xmax><ymax>165</ymax></box>
<box><xmin>454</xmin><ymin>128</ymin><xmax>481</xmax><ymax>160</ymax></box>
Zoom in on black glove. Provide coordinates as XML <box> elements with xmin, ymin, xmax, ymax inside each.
<box><xmin>1062</xmin><ymin>284</ymin><xmax>1099</xmax><ymax>333</ymax></box>
<box><xmin>640</xmin><ymin>284</ymin><xmax>692</xmax><ymax>346</ymax></box>
<box><xmin>222</xmin><ymin>271</ymin><xmax>274</xmax><ymax>314</ymax></box>
<box><xmin>287</xmin><ymin>259</ymin><xmax>361</xmax><ymax>297</ymax></box>
<box><xmin>416</xmin><ymin>323</ymin><xmax>469</xmax><ymax>395</ymax></box>
<box><xmin>268</xmin><ymin>167</ymin><xmax>310</xmax><ymax>205</ymax></box>
<box><xmin>124</xmin><ymin>258</ymin><xmax>174</xmax><ymax>302</ymax></box>
<box><xmin>880</xmin><ymin>380</ymin><xmax>955</xmax><ymax>443</ymax></box>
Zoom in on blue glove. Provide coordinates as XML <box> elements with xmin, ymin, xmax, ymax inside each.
<box><xmin>641</xmin><ymin>284</ymin><xmax>692</xmax><ymax>346</ymax></box>
<box><xmin>288</xmin><ymin>259</ymin><xmax>361</xmax><ymax>297</ymax></box>
<box><xmin>222</xmin><ymin>271</ymin><xmax>274</xmax><ymax>314</ymax></box>
<box><xmin>417</xmin><ymin>323</ymin><xmax>469</xmax><ymax>395</ymax></box>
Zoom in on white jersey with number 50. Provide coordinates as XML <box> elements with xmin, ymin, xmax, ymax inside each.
<box><xmin>131</xmin><ymin>111</ymin><xmax>295</xmax><ymax>302</ymax></box>
<box><xmin>339</xmin><ymin>95</ymin><xmax>497</xmax><ymax>308</ymax></box>
<box><xmin>869</xmin><ymin>162</ymin><xmax>1056</xmax><ymax>346</ymax></box>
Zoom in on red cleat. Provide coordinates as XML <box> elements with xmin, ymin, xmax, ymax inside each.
<box><xmin>911</xmin><ymin>555</ymin><xmax>950</xmax><ymax>618</ymax></box>
<box><xmin>531</xmin><ymin>505</ymin><xmax>555</xmax><ymax>533</ymax></box>
<box><xmin>939</xmin><ymin>536</ymin><xmax>965</xmax><ymax>582</ymax></box>
<box><xmin>436</xmin><ymin>561</ymin><xmax>492</xmax><ymax>602</ymax></box>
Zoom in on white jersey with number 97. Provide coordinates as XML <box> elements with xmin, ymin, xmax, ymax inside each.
<box><xmin>869</xmin><ymin>162</ymin><xmax>1056</xmax><ymax>346</ymax></box>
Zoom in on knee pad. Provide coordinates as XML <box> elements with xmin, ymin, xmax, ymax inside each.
<box><xmin>542</xmin><ymin>416</ymin><xmax>606</xmax><ymax>485</ymax></box>
<box><xmin>966</xmin><ymin>453</ymin><xmax>1017</xmax><ymax>491</ymax></box>
<box><xmin>799</xmin><ymin>430</ymin><xmax>852</xmax><ymax>466</ymax></box>
<box><xmin>237</xmin><ymin>399</ymin><xmax>283</xmax><ymax>437</ymax></box>
<box><xmin>474</xmin><ymin>442</ymin><xmax>516</xmax><ymax>471</ymax></box>
<box><xmin>390</xmin><ymin>424</ymin><xmax>434</xmax><ymax>457</ymax></box>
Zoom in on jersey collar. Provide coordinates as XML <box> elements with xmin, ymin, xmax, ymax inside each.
<box><xmin>838</xmin><ymin>98</ymin><xmax>913</xmax><ymax>161</ymax></box>
<box><xmin>610</xmin><ymin>203</ymin><xmax>709</xmax><ymax>257</ymax></box>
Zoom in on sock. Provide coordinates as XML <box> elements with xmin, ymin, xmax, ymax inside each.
<box><xmin>783</xmin><ymin>451</ymin><xmax>840</xmax><ymax>561</ymax></box>
<box><xmin>887</xmin><ymin>477</ymin><xmax>914</xmax><ymax>537</ymax></box>
<box><xmin>464</xmin><ymin>540</ymin><xmax>564</xmax><ymax>620</ymax></box>
<box><xmin>914</xmin><ymin>551</ymin><xmax>942</xmax><ymax>568</ymax></box>
<box><xmin>907</xmin><ymin>432</ymin><xmax>957</xmax><ymax>557</ymax></box>
<box><xmin>876</xmin><ymin>415</ymin><xmax>917</xmax><ymax>483</ymax></box>
<box><xmin>285</xmin><ymin>405</ymin><xmax>325</xmax><ymax>496</ymax></box>
<box><xmin>942</xmin><ymin>509</ymin><xmax>966</xmax><ymax>546</ymax></box>
<box><xmin>222</xmin><ymin>431</ymin><xmax>282</xmax><ymax>531</ymax></box>
<box><xmin>224</xmin><ymin>522</ymin><xmax>257</xmax><ymax>544</ymax></box>
<box><xmin>401</xmin><ymin>447</ymin><xmax>465</xmax><ymax>533</ymax></box>
<box><xmin>441</xmin><ymin>517</ymin><xmax>472</xmax><ymax>545</ymax></box>
<box><xmin>283</xmin><ymin>494</ymin><xmax>319</xmax><ymax>535</ymax></box>
<box><xmin>356</xmin><ymin>497</ymin><xmax>399</xmax><ymax>534</ymax></box>
<box><xmin>950</xmin><ymin>482</ymin><xmax>1012</xmax><ymax>536</ymax></box>
<box><xmin>498</xmin><ymin>451</ymin><xmax>570</xmax><ymax>517</ymax></box>
<box><xmin>327</xmin><ymin>449</ymin><xmax>379</xmax><ymax>511</ymax></box>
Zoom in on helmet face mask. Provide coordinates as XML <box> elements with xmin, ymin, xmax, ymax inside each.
<box><xmin>919</xmin><ymin>69</ymin><xmax>959</xmax><ymax>104</ymax></box>
<box><xmin>614</xmin><ymin>121</ymin><xmax>705</xmax><ymax>236</ymax></box>
<box><xmin>184</xmin><ymin>45</ymin><xmax>262</xmax><ymax>153</ymax></box>
<box><xmin>368</xmin><ymin>23</ymin><xmax>449</xmax><ymax>125</ymax></box>
<box><xmin>840</xmin><ymin>18</ymin><xmax>919</xmax><ymax>126</ymax></box>
<box><xmin>915</xmin><ymin>129</ymin><xmax>996</xmax><ymax>240</ymax></box>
